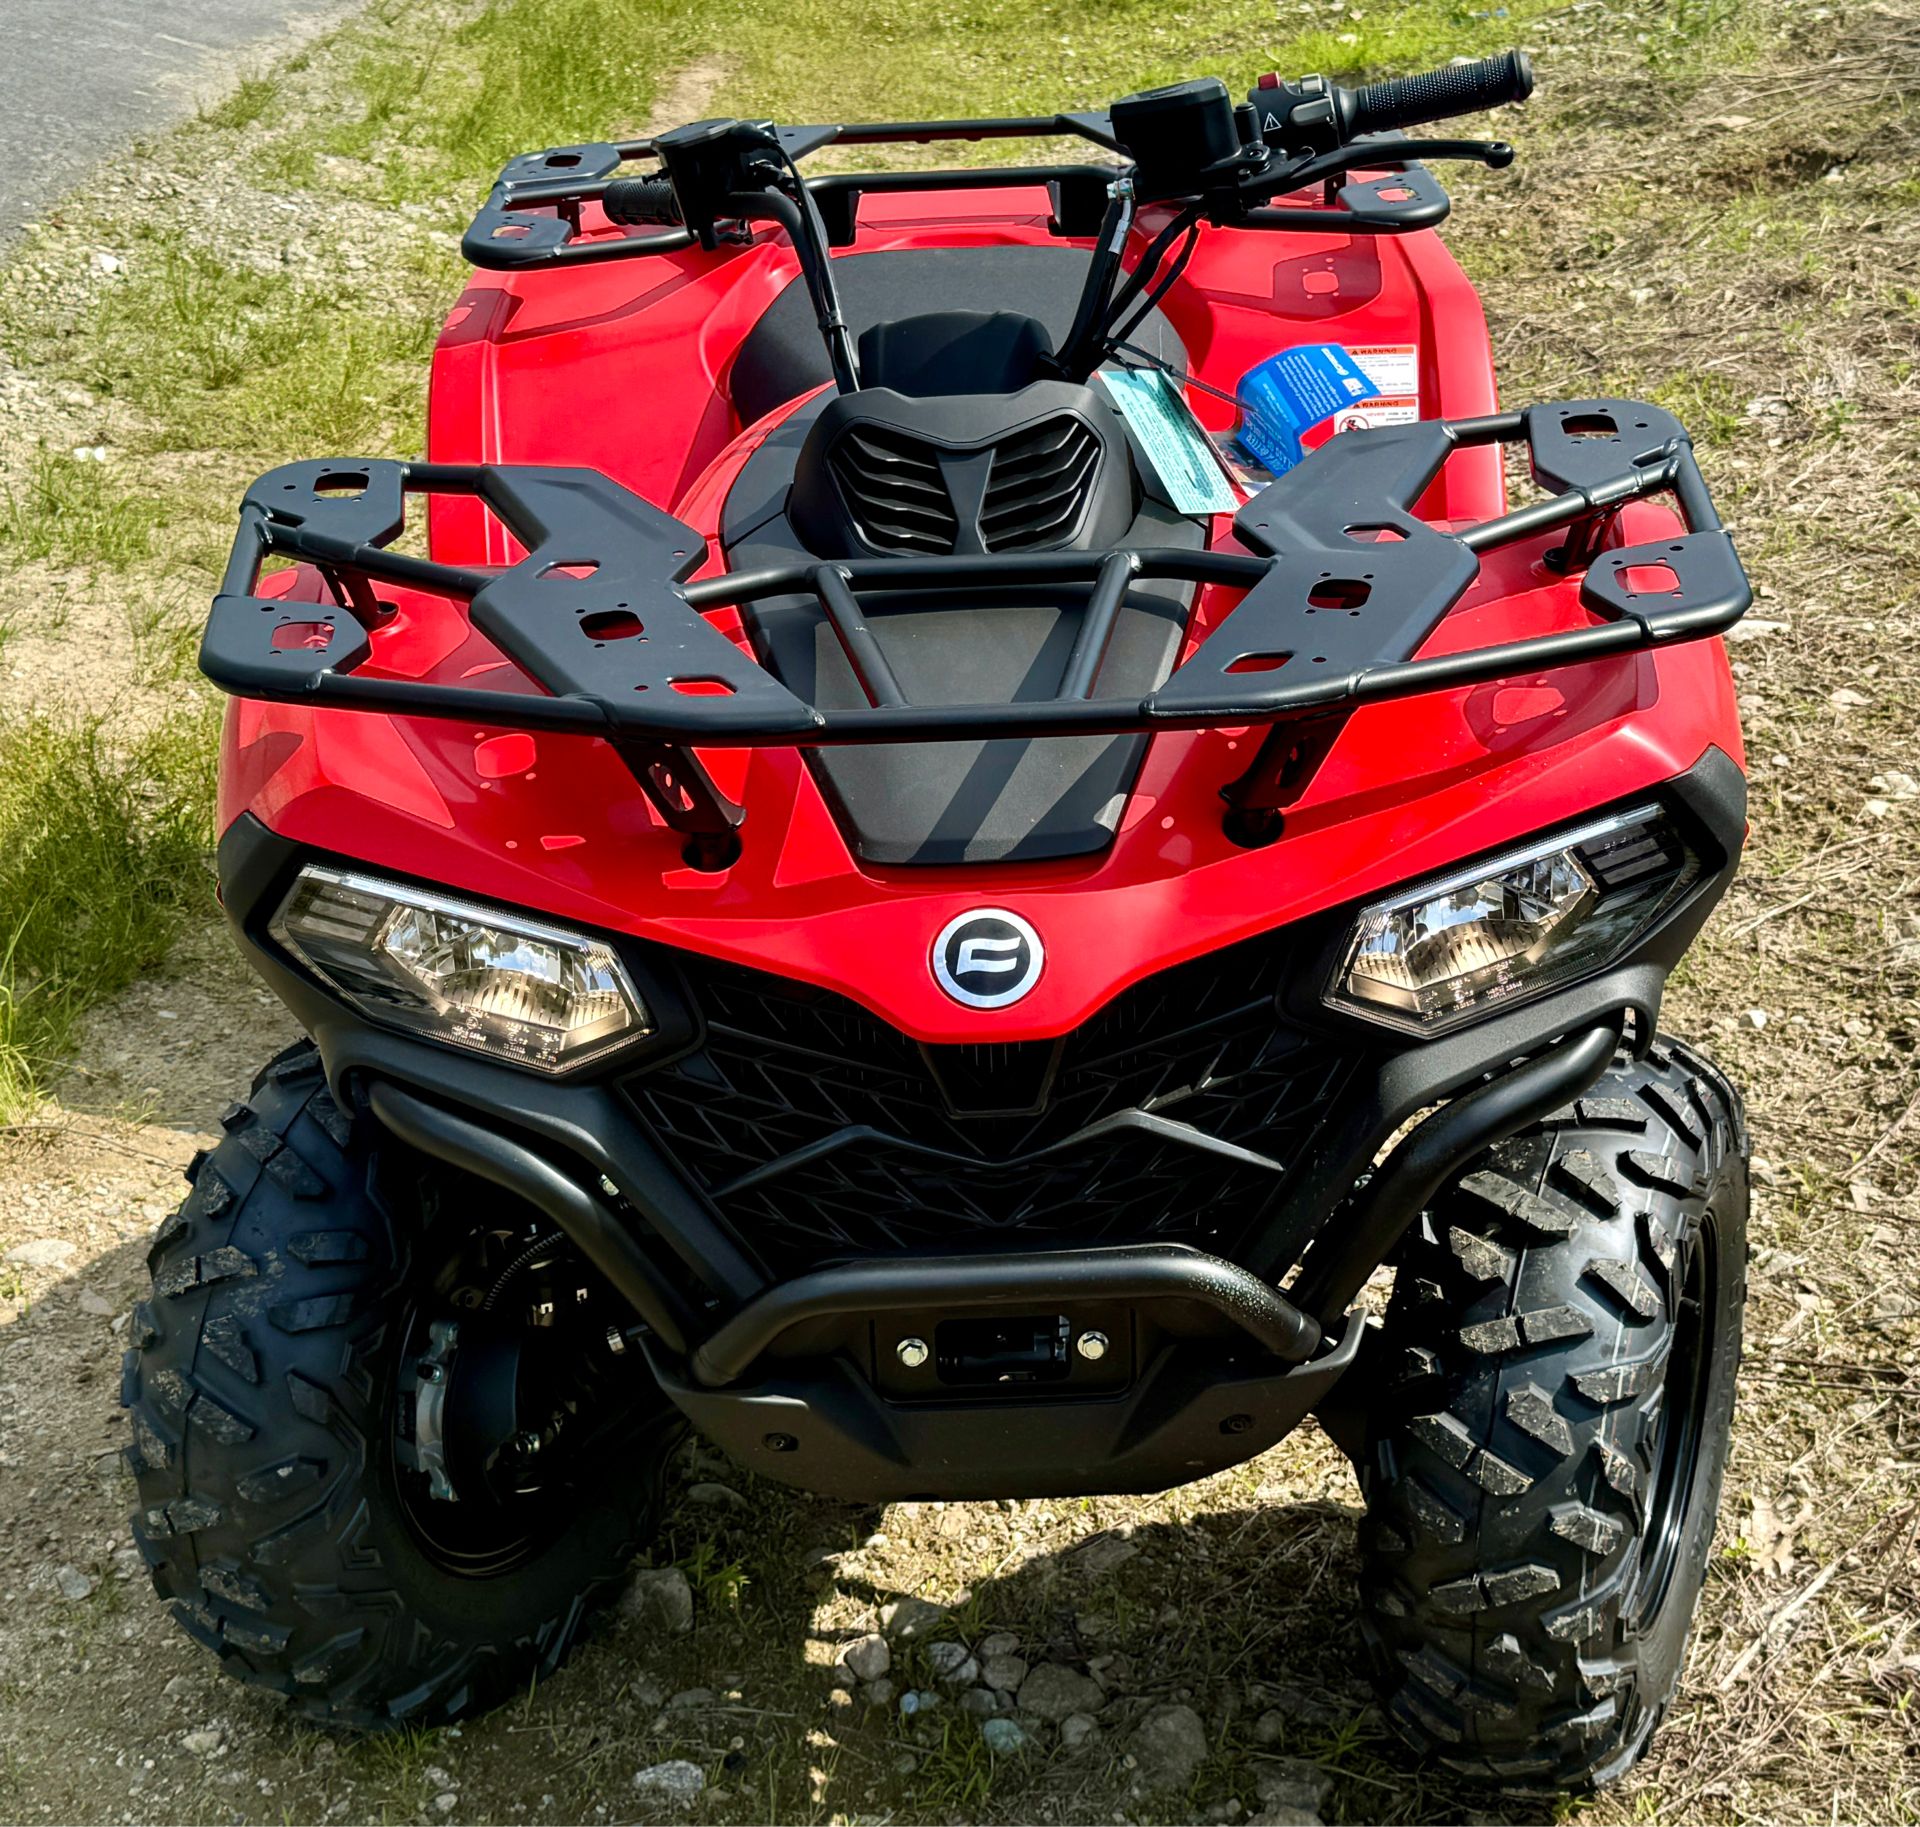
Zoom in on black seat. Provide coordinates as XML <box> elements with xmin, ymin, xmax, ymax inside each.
<box><xmin>728</xmin><ymin>245</ymin><xmax>1188</xmax><ymax>426</ymax></box>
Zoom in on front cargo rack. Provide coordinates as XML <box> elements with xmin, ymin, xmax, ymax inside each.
<box><xmin>202</xmin><ymin>397</ymin><xmax>1749</xmax><ymax>868</ymax></box>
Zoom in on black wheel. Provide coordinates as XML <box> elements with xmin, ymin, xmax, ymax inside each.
<box><xmin>1357</xmin><ymin>1035</ymin><xmax>1748</xmax><ymax>1788</ymax></box>
<box><xmin>122</xmin><ymin>1042</ymin><xmax>682</xmax><ymax>1728</ymax></box>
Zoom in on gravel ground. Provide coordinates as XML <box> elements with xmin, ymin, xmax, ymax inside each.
<box><xmin>0</xmin><ymin>2</ymin><xmax>359</xmax><ymax>243</ymax></box>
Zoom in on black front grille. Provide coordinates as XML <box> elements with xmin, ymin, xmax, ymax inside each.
<box><xmin>828</xmin><ymin>425</ymin><xmax>958</xmax><ymax>554</ymax></box>
<box><xmin>980</xmin><ymin>414</ymin><xmax>1102</xmax><ymax>551</ymax></box>
<box><xmin>624</xmin><ymin>938</ymin><xmax>1362</xmax><ymax>1273</ymax></box>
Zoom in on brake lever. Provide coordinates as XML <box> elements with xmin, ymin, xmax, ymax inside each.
<box><xmin>1266</xmin><ymin>135</ymin><xmax>1513</xmax><ymax>198</ymax></box>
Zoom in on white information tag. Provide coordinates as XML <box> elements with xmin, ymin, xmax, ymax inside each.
<box><xmin>1095</xmin><ymin>367</ymin><xmax>1238</xmax><ymax>517</ymax></box>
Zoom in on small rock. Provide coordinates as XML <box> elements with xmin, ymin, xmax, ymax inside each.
<box><xmin>620</xmin><ymin>1567</ymin><xmax>694</xmax><ymax>1636</ymax></box>
<box><xmin>1871</xmin><ymin>1291</ymin><xmax>1920</xmax><ymax>1329</ymax></box>
<box><xmin>1252</xmin><ymin>1708</ymin><xmax>1290</xmax><ymax>1745</ymax></box>
<box><xmin>4</xmin><ymin>1238</ymin><xmax>75</xmax><ymax>1268</ymax></box>
<box><xmin>958</xmin><ymin>1687</ymin><xmax>1002</xmax><ymax>1717</ymax></box>
<box><xmin>979</xmin><ymin>1717</ymin><xmax>1029</xmax><ymax>1756</ymax></box>
<box><xmin>1017</xmin><ymin>1662</ymin><xmax>1106</xmax><ymax>1722</ymax></box>
<box><xmin>1060</xmin><ymin>1712</ymin><xmax>1100</xmax><ymax>1749</ymax></box>
<box><xmin>54</xmin><ymin>1565</ymin><xmax>95</xmax><ymax>1602</ymax></box>
<box><xmin>92</xmin><ymin>250</ymin><xmax>125</xmax><ymax>274</ymax></box>
<box><xmin>1873</xmin><ymin>771</ymin><xmax>1920</xmax><ymax>801</ymax></box>
<box><xmin>77</xmin><ymin>1290</ymin><xmax>113</xmax><ymax>1317</ymax></box>
<box><xmin>667</xmin><ymin>1687</ymin><xmax>714</xmax><ymax>1711</ymax></box>
<box><xmin>1072</xmin><ymin>1527</ymin><xmax>1139</xmax><ymax>1573</ymax></box>
<box><xmin>843</xmin><ymin>1632</ymin><xmax>890</xmax><ymax>1682</ymax></box>
<box><xmin>978</xmin><ymin>1632</ymin><xmax>1021</xmax><ymax>1659</ymax></box>
<box><xmin>180</xmin><ymin>1727</ymin><xmax>224</xmax><ymax>1756</ymax></box>
<box><xmin>926</xmin><ymin>1640</ymin><xmax>977</xmax><ymax>1685</ymax></box>
<box><xmin>1830</xmin><ymin>687</ymin><xmax>1872</xmax><ymax>708</ymax></box>
<box><xmin>1247</xmin><ymin>1810</ymin><xmax>1323</xmax><ymax>1827</ymax></box>
<box><xmin>163</xmin><ymin>1675</ymin><xmax>194</xmax><ymax>1703</ymax></box>
<box><xmin>865</xmin><ymin>1677</ymin><xmax>896</xmax><ymax>1709</ymax></box>
<box><xmin>899</xmin><ymin>1688</ymin><xmax>940</xmax><ymax>1716</ymax></box>
<box><xmin>423</xmin><ymin>1767</ymin><xmax>452</xmax><ymax>1790</ymax></box>
<box><xmin>434</xmin><ymin>1795</ymin><xmax>458</xmax><ymax>1816</ymax></box>
<box><xmin>686</xmin><ymin>1481</ymin><xmax>747</xmax><ymax>1509</ymax></box>
<box><xmin>982</xmin><ymin>1652</ymin><xmax>1028</xmax><ymax>1693</ymax></box>
<box><xmin>1129</xmin><ymin>1703</ymin><xmax>1208</xmax><ymax>1794</ymax></box>
<box><xmin>632</xmin><ymin>1760</ymin><xmax>705</xmax><ymax>1810</ymax></box>
<box><xmin>1723</xmin><ymin>617</ymin><xmax>1788</xmax><ymax>644</ymax></box>
<box><xmin>1255</xmin><ymin>1758</ymin><xmax>1332</xmax><ymax>1814</ymax></box>
<box><xmin>880</xmin><ymin>1596</ymin><xmax>947</xmax><ymax>1641</ymax></box>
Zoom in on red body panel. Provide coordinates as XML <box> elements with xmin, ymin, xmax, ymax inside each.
<box><xmin>222</xmin><ymin>183</ymin><xmax>1744</xmax><ymax>1043</ymax></box>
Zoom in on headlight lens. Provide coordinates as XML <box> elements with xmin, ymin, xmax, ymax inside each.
<box><xmin>270</xmin><ymin>865</ymin><xmax>651</xmax><ymax>1072</ymax></box>
<box><xmin>1328</xmin><ymin>806</ymin><xmax>1699</xmax><ymax>1034</ymax></box>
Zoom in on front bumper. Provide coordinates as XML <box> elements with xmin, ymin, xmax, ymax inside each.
<box><xmin>212</xmin><ymin>747</ymin><xmax>1744</xmax><ymax>1498</ymax></box>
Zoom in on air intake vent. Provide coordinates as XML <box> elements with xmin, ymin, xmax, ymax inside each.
<box><xmin>828</xmin><ymin>425</ymin><xmax>959</xmax><ymax>555</ymax></box>
<box><xmin>980</xmin><ymin>415</ymin><xmax>1102</xmax><ymax>552</ymax></box>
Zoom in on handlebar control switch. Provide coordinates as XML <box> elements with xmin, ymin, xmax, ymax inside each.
<box><xmin>1111</xmin><ymin>77</ymin><xmax>1258</xmax><ymax>203</ymax></box>
<box><xmin>1248</xmin><ymin>50</ymin><xmax>1534</xmax><ymax>156</ymax></box>
<box><xmin>649</xmin><ymin>117</ymin><xmax>782</xmax><ymax>248</ymax></box>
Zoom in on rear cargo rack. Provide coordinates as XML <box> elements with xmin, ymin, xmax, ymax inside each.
<box><xmin>202</xmin><ymin>398</ymin><xmax>1749</xmax><ymax>867</ymax></box>
<box><xmin>462</xmin><ymin>115</ymin><xmax>1471</xmax><ymax>269</ymax></box>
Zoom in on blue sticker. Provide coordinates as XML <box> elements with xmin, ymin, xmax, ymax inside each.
<box><xmin>1235</xmin><ymin>343</ymin><xmax>1383</xmax><ymax>476</ymax></box>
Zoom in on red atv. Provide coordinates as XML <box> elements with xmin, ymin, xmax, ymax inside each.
<box><xmin>128</xmin><ymin>50</ymin><xmax>1751</xmax><ymax>1789</ymax></box>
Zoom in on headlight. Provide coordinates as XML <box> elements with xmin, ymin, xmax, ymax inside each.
<box><xmin>1327</xmin><ymin>806</ymin><xmax>1699</xmax><ymax>1035</ymax></box>
<box><xmin>270</xmin><ymin>865</ymin><xmax>651</xmax><ymax>1072</ymax></box>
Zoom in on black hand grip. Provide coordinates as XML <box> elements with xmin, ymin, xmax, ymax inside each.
<box><xmin>603</xmin><ymin>176</ymin><xmax>685</xmax><ymax>226</ymax></box>
<box><xmin>1346</xmin><ymin>50</ymin><xmax>1533</xmax><ymax>137</ymax></box>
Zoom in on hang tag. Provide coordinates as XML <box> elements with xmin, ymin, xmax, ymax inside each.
<box><xmin>1095</xmin><ymin>367</ymin><xmax>1238</xmax><ymax>517</ymax></box>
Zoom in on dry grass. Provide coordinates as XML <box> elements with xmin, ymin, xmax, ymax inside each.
<box><xmin>1439</xmin><ymin>5</ymin><xmax>1920</xmax><ymax>1819</ymax></box>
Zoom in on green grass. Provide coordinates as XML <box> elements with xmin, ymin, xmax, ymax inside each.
<box><xmin>0</xmin><ymin>449</ymin><xmax>158</xmax><ymax>569</ymax></box>
<box><xmin>0</xmin><ymin>713</ymin><xmax>214</xmax><ymax>1121</ymax></box>
<box><xmin>76</xmin><ymin>246</ymin><xmax>440</xmax><ymax>459</ymax></box>
<box><xmin>721</xmin><ymin>0</ymin><xmax>1568</xmax><ymax>143</ymax></box>
<box><xmin>198</xmin><ymin>76</ymin><xmax>276</xmax><ymax>134</ymax></box>
<box><xmin>313</xmin><ymin>0</ymin><xmax>711</xmax><ymax>202</ymax></box>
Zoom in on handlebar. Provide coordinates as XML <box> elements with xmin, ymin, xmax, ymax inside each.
<box><xmin>1345</xmin><ymin>50</ymin><xmax>1534</xmax><ymax>136</ymax></box>
<box><xmin>603</xmin><ymin>175</ymin><xmax>684</xmax><ymax>226</ymax></box>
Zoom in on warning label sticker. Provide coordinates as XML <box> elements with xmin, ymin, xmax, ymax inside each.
<box><xmin>1334</xmin><ymin>343</ymin><xmax>1421</xmax><ymax>433</ymax></box>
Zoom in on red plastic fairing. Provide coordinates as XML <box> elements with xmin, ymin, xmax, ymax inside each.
<box><xmin>221</xmin><ymin>183</ymin><xmax>1744</xmax><ymax>1044</ymax></box>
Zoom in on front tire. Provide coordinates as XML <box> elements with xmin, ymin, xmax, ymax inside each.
<box><xmin>122</xmin><ymin>1043</ymin><xmax>680</xmax><ymax>1728</ymax></box>
<box><xmin>1358</xmin><ymin>1036</ymin><xmax>1748</xmax><ymax>1788</ymax></box>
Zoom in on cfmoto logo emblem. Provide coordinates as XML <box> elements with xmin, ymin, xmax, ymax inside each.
<box><xmin>932</xmin><ymin>908</ymin><xmax>1044</xmax><ymax>1010</ymax></box>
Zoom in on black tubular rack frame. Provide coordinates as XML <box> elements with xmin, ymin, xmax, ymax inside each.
<box><xmin>461</xmin><ymin>115</ymin><xmax>1479</xmax><ymax>269</ymax></box>
<box><xmin>202</xmin><ymin>397</ymin><xmax>1750</xmax><ymax>862</ymax></box>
